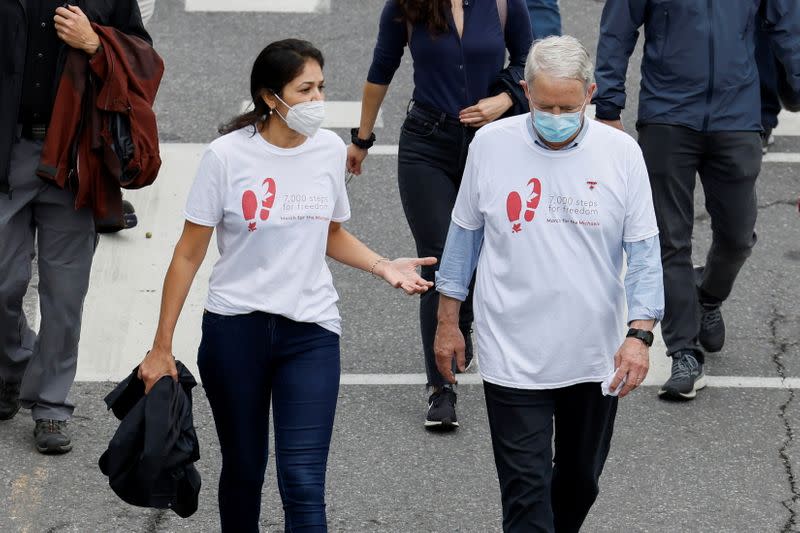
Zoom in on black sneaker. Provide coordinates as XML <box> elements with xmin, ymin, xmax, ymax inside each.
<box><xmin>694</xmin><ymin>266</ymin><xmax>725</xmax><ymax>352</ymax></box>
<box><xmin>699</xmin><ymin>303</ymin><xmax>725</xmax><ymax>352</ymax></box>
<box><xmin>658</xmin><ymin>351</ymin><xmax>707</xmax><ymax>401</ymax></box>
<box><xmin>761</xmin><ymin>128</ymin><xmax>774</xmax><ymax>155</ymax></box>
<box><xmin>425</xmin><ymin>386</ymin><xmax>458</xmax><ymax>429</ymax></box>
<box><xmin>34</xmin><ymin>419</ymin><xmax>73</xmax><ymax>454</ymax></box>
<box><xmin>0</xmin><ymin>378</ymin><xmax>21</xmax><ymax>420</ymax></box>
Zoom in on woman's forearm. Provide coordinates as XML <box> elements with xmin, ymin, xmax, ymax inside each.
<box><xmin>152</xmin><ymin>225</ymin><xmax>212</xmax><ymax>351</ymax></box>
<box><xmin>326</xmin><ymin>224</ymin><xmax>384</xmax><ymax>273</ymax></box>
<box><xmin>357</xmin><ymin>82</ymin><xmax>390</xmax><ymax>139</ymax></box>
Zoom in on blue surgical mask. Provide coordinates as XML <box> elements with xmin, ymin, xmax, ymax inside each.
<box><xmin>532</xmin><ymin>102</ymin><xmax>586</xmax><ymax>143</ymax></box>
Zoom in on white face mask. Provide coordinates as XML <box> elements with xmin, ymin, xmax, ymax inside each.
<box><xmin>273</xmin><ymin>94</ymin><xmax>325</xmax><ymax>138</ymax></box>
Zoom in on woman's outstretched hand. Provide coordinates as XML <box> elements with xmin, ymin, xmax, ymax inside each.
<box><xmin>375</xmin><ymin>257</ymin><xmax>437</xmax><ymax>295</ymax></box>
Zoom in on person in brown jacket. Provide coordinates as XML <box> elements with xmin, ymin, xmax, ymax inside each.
<box><xmin>0</xmin><ymin>1</ymin><xmax>151</xmax><ymax>454</ymax></box>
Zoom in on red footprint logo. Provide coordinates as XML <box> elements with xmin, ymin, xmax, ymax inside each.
<box><xmin>242</xmin><ymin>190</ymin><xmax>258</xmax><ymax>232</ymax></box>
<box><xmin>507</xmin><ymin>192</ymin><xmax>522</xmax><ymax>233</ymax></box>
<box><xmin>524</xmin><ymin>178</ymin><xmax>542</xmax><ymax>222</ymax></box>
<box><xmin>260</xmin><ymin>178</ymin><xmax>276</xmax><ymax>221</ymax></box>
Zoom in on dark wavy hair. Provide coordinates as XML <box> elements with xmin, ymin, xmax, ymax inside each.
<box><xmin>397</xmin><ymin>0</ymin><xmax>451</xmax><ymax>35</ymax></box>
<box><xmin>219</xmin><ymin>39</ymin><xmax>325</xmax><ymax>135</ymax></box>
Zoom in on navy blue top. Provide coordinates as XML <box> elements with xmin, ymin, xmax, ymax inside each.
<box><xmin>367</xmin><ymin>0</ymin><xmax>532</xmax><ymax>118</ymax></box>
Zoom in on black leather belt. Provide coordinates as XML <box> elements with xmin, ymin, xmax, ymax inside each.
<box><xmin>20</xmin><ymin>123</ymin><xmax>48</xmax><ymax>141</ymax></box>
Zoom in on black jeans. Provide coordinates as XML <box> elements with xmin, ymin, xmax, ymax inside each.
<box><xmin>638</xmin><ymin>125</ymin><xmax>762</xmax><ymax>361</ymax></box>
<box><xmin>198</xmin><ymin>311</ymin><xmax>340</xmax><ymax>533</ymax></box>
<box><xmin>484</xmin><ymin>381</ymin><xmax>618</xmax><ymax>533</ymax></box>
<box><xmin>397</xmin><ymin>102</ymin><xmax>476</xmax><ymax>387</ymax></box>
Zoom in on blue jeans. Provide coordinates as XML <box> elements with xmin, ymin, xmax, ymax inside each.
<box><xmin>526</xmin><ymin>0</ymin><xmax>561</xmax><ymax>40</ymax></box>
<box><xmin>198</xmin><ymin>311</ymin><xmax>340</xmax><ymax>533</ymax></box>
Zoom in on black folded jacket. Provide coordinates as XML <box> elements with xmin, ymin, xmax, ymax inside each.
<box><xmin>99</xmin><ymin>361</ymin><xmax>201</xmax><ymax>518</ymax></box>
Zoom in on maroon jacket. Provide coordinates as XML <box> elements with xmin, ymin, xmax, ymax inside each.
<box><xmin>37</xmin><ymin>24</ymin><xmax>164</xmax><ymax>227</ymax></box>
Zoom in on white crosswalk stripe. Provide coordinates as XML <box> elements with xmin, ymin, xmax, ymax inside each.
<box><xmin>61</xmin><ymin>142</ymin><xmax>788</xmax><ymax>386</ymax></box>
<box><xmin>185</xmin><ymin>0</ymin><xmax>330</xmax><ymax>13</ymax></box>
<box><xmin>774</xmin><ymin>110</ymin><xmax>800</xmax><ymax>137</ymax></box>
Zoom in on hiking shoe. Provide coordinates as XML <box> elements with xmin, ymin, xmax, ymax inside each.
<box><xmin>425</xmin><ymin>386</ymin><xmax>459</xmax><ymax>429</ymax></box>
<box><xmin>0</xmin><ymin>378</ymin><xmax>20</xmax><ymax>420</ymax></box>
<box><xmin>761</xmin><ymin>128</ymin><xmax>775</xmax><ymax>154</ymax></box>
<box><xmin>658</xmin><ymin>351</ymin><xmax>707</xmax><ymax>401</ymax></box>
<box><xmin>699</xmin><ymin>303</ymin><xmax>725</xmax><ymax>352</ymax></box>
<box><xmin>34</xmin><ymin>419</ymin><xmax>72</xmax><ymax>454</ymax></box>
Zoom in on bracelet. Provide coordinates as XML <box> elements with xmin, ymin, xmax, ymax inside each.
<box><xmin>351</xmin><ymin>128</ymin><xmax>376</xmax><ymax>150</ymax></box>
<box><xmin>369</xmin><ymin>257</ymin><xmax>389</xmax><ymax>278</ymax></box>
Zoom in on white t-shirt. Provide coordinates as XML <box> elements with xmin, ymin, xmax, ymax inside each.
<box><xmin>452</xmin><ymin>116</ymin><xmax>659</xmax><ymax>389</ymax></box>
<box><xmin>184</xmin><ymin>128</ymin><xmax>351</xmax><ymax>335</ymax></box>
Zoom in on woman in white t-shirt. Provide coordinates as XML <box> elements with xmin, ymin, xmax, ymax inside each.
<box><xmin>137</xmin><ymin>39</ymin><xmax>435</xmax><ymax>532</ymax></box>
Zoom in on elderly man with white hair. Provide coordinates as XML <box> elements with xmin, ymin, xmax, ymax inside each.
<box><xmin>434</xmin><ymin>35</ymin><xmax>664</xmax><ymax>532</ymax></box>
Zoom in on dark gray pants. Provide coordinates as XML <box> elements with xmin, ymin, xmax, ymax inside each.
<box><xmin>397</xmin><ymin>103</ymin><xmax>476</xmax><ymax>387</ymax></box>
<box><xmin>484</xmin><ymin>381</ymin><xmax>617</xmax><ymax>533</ymax></box>
<box><xmin>0</xmin><ymin>138</ymin><xmax>96</xmax><ymax>421</ymax></box>
<box><xmin>638</xmin><ymin>125</ymin><xmax>762</xmax><ymax>360</ymax></box>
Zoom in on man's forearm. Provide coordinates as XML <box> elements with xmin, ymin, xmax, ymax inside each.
<box><xmin>629</xmin><ymin>319</ymin><xmax>655</xmax><ymax>331</ymax></box>
<box><xmin>437</xmin><ymin>294</ymin><xmax>462</xmax><ymax>327</ymax></box>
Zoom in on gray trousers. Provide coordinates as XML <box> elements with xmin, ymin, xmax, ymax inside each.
<box><xmin>0</xmin><ymin>138</ymin><xmax>96</xmax><ymax>421</ymax></box>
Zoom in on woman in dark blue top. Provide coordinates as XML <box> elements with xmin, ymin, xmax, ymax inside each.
<box><xmin>347</xmin><ymin>0</ymin><xmax>532</xmax><ymax>430</ymax></box>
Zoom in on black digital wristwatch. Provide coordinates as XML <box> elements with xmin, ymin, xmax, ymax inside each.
<box><xmin>626</xmin><ymin>328</ymin><xmax>654</xmax><ymax>347</ymax></box>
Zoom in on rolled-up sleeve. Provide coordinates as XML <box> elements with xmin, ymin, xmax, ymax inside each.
<box><xmin>366</xmin><ymin>1</ymin><xmax>407</xmax><ymax>85</ymax></box>
<box><xmin>623</xmin><ymin>236</ymin><xmax>665</xmax><ymax>324</ymax></box>
<box><xmin>436</xmin><ymin>222</ymin><xmax>483</xmax><ymax>301</ymax></box>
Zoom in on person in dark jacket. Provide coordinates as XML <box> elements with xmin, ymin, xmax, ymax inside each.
<box><xmin>593</xmin><ymin>0</ymin><xmax>800</xmax><ymax>401</ymax></box>
<box><xmin>347</xmin><ymin>0</ymin><xmax>533</xmax><ymax>429</ymax></box>
<box><xmin>0</xmin><ymin>0</ymin><xmax>150</xmax><ymax>454</ymax></box>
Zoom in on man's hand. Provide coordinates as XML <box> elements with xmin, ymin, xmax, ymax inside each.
<box><xmin>459</xmin><ymin>93</ymin><xmax>513</xmax><ymax>128</ymax></box>
<box><xmin>434</xmin><ymin>321</ymin><xmax>466</xmax><ymax>385</ymax></box>
<box><xmin>137</xmin><ymin>347</ymin><xmax>178</xmax><ymax>394</ymax></box>
<box><xmin>609</xmin><ymin>337</ymin><xmax>649</xmax><ymax>398</ymax></box>
<box><xmin>54</xmin><ymin>5</ymin><xmax>100</xmax><ymax>55</ymax></box>
<box><xmin>596</xmin><ymin>118</ymin><xmax>624</xmax><ymax>132</ymax></box>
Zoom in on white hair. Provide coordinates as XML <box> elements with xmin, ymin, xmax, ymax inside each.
<box><xmin>524</xmin><ymin>36</ymin><xmax>594</xmax><ymax>89</ymax></box>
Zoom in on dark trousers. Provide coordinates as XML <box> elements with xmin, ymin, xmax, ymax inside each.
<box><xmin>197</xmin><ymin>311</ymin><xmax>340</xmax><ymax>533</ymax></box>
<box><xmin>0</xmin><ymin>137</ymin><xmax>96</xmax><ymax>421</ymax></box>
<box><xmin>484</xmin><ymin>381</ymin><xmax>618</xmax><ymax>533</ymax></box>
<box><xmin>397</xmin><ymin>103</ymin><xmax>476</xmax><ymax>387</ymax></box>
<box><xmin>638</xmin><ymin>125</ymin><xmax>762</xmax><ymax>361</ymax></box>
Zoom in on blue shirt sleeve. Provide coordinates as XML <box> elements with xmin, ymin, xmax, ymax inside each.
<box><xmin>623</xmin><ymin>235</ymin><xmax>665</xmax><ymax>324</ymax></box>
<box><xmin>366</xmin><ymin>1</ymin><xmax>407</xmax><ymax>85</ymax></box>
<box><xmin>435</xmin><ymin>222</ymin><xmax>484</xmax><ymax>301</ymax></box>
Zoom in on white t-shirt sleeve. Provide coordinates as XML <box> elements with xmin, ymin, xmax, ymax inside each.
<box><xmin>451</xmin><ymin>147</ymin><xmax>484</xmax><ymax>230</ymax></box>
<box><xmin>184</xmin><ymin>148</ymin><xmax>226</xmax><ymax>227</ymax></box>
<box><xmin>331</xmin><ymin>148</ymin><xmax>351</xmax><ymax>223</ymax></box>
<box><xmin>623</xmin><ymin>143</ymin><xmax>659</xmax><ymax>242</ymax></box>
